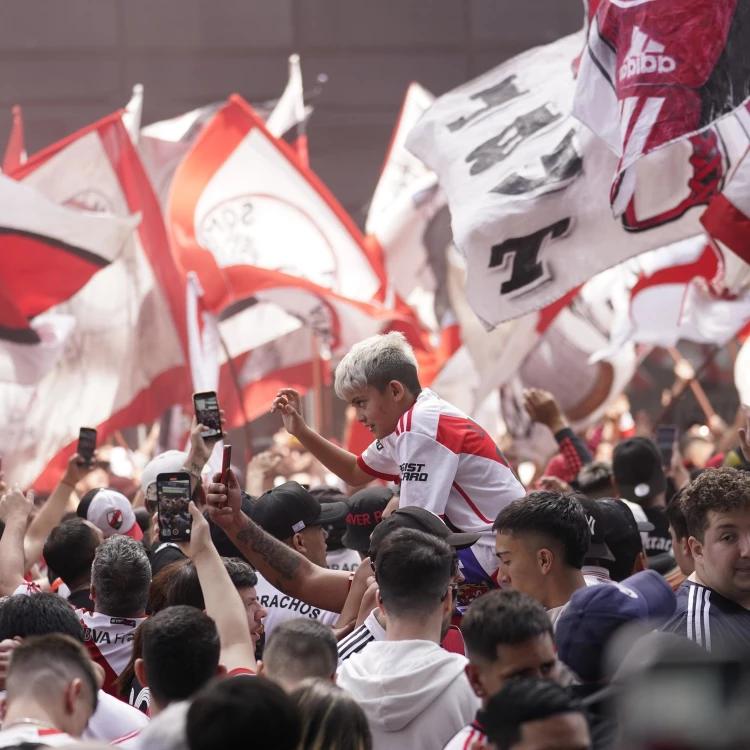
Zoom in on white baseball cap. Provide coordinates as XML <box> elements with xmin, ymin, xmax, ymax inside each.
<box><xmin>77</xmin><ymin>488</ymin><xmax>143</xmax><ymax>541</ymax></box>
<box><xmin>140</xmin><ymin>450</ymin><xmax>188</xmax><ymax>493</ymax></box>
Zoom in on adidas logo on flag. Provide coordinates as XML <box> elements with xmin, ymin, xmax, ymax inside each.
<box><xmin>619</xmin><ymin>27</ymin><xmax>676</xmax><ymax>80</ymax></box>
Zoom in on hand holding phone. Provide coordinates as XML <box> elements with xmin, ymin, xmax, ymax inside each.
<box><xmin>222</xmin><ymin>444</ymin><xmax>232</xmax><ymax>487</ymax></box>
<box><xmin>193</xmin><ymin>391</ymin><xmax>222</xmax><ymax>440</ymax></box>
<box><xmin>156</xmin><ymin>472</ymin><xmax>193</xmax><ymax>542</ymax></box>
<box><xmin>77</xmin><ymin>428</ymin><xmax>97</xmax><ymax>466</ymax></box>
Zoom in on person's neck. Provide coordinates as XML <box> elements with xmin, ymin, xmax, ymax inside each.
<box><xmin>692</xmin><ymin>569</ymin><xmax>750</xmax><ymax>610</ymax></box>
<box><xmin>148</xmin><ymin>698</ymin><xmax>166</xmax><ymax>718</ymax></box>
<box><xmin>3</xmin><ymin>698</ymin><xmax>63</xmax><ymax>733</ymax></box>
<box><xmin>545</xmin><ymin>568</ymin><xmax>587</xmax><ymax>610</ymax></box>
<box><xmin>68</xmin><ymin>577</ymin><xmax>91</xmax><ymax>594</ymax></box>
<box><xmin>386</xmin><ymin>611</ymin><xmax>443</xmax><ymax>644</ymax></box>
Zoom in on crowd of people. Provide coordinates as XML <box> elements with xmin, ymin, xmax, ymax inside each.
<box><xmin>0</xmin><ymin>332</ymin><xmax>749</xmax><ymax>749</ymax></box>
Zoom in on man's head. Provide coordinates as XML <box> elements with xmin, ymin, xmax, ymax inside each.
<box><xmin>250</xmin><ymin>482</ymin><xmax>349</xmax><ymax>568</ymax></box>
<box><xmin>576</xmin><ymin>462</ymin><xmax>614</xmax><ymax>500</ymax></box>
<box><xmin>612</xmin><ymin>437</ymin><xmax>666</xmax><ymax>508</ymax></box>
<box><xmin>595</xmin><ymin>498</ymin><xmax>650</xmax><ymax>582</ymax></box>
<box><xmin>0</xmin><ymin>592</ymin><xmax>85</xmax><ymax>642</ymax></box>
<box><xmin>342</xmin><ymin>486</ymin><xmax>393</xmax><ymax>557</ymax></box>
<box><xmin>681</xmin><ymin>468</ymin><xmax>750</xmax><ymax>604</ymax></box>
<box><xmin>1</xmin><ymin>634</ymin><xmax>98</xmax><ymax>739</ymax></box>
<box><xmin>260</xmin><ymin>618</ymin><xmax>338</xmax><ymax>692</ymax></box>
<box><xmin>334</xmin><ymin>331</ymin><xmax>422</xmax><ymax>439</ymax></box>
<box><xmin>479</xmin><ymin>676</ymin><xmax>590</xmax><ymax>750</ymax></box>
<box><xmin>187</xmin><ymin>675</ymin><xmax>301</xmax><ymax>750</ymax></box>
<box><xmin>167</xmin><ymin>557</ymin><xmax>266</xmax><ymax>646</ymax></box>
<box><xmin>375</xmin><ymin>528</ymin><xmax>455</xmax><ymax>640</ymax></box>
<box><xmin>135</xmin><ymin>605</ymin><xmax>221</xmax><ymax>714</ymax></box>
<box><xmin>575</xmin><ymin>495</ymin><xmax>615</xmax><ymax>567</ymax></box>
<box><xmin>462</xmin><ymin>590</ymin><xmax>557</xmax><ymax>708</ymax></box>
<box><xmin>76</xmin><ymin>488</ymin><xmax>143</xmax><ymax>540</ymax></box>
<box><xmin>665</xmin><ymin>487</ymin><xmax>694</xmax><ymax>577</ymax></box>
<box><xmin>493</xmin><ymin>492</ymin><xmax>590</xmax><ymax>608</ymax></box>
<box><xmin>140</xmin><ymin>450</ymin><xmax>205</xmax><ymax>513</ymax></box>
<box><xmin>90</xmin><ymin>535</ymin><xmax>151</xmax><ymax>618</ymax></box>
<box><xmin>43</xmin><ymin>519</ymin><xmax>102</xmax><ymax>590</ymax></box>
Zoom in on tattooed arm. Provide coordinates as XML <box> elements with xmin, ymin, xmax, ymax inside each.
<box><xmin>207</xmin><ymin>470</ymin><xmax>351</xmax><ymax>613</ymax></box>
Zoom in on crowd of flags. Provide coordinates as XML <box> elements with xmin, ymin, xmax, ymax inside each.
<box><xmin>4</xmin><ymin>0</ymin><xmax>750</xmax><ymax>490</ymax></box>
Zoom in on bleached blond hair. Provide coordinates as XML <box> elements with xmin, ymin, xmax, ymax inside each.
<box><xmin>334</xmin><ymin>331</ymin><xmax>420</xmax><ymax>400</ymax></box>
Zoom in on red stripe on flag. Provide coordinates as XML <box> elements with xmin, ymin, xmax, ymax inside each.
<box><xmin>702</xmin><ymin>194</ymin><xmax>750</xmax><ymax>265</ymax></box>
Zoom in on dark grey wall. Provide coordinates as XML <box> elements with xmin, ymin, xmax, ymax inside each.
<box><xmin>1</xmin><ymin>0</ymin><xmax>582</xmax><ymax>224</ymax></box>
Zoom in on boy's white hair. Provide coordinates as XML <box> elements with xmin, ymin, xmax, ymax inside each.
<box><xmin>334</xmin><ymin>331</ymin><xmax>419</xmax><ymax>400</ymax></box>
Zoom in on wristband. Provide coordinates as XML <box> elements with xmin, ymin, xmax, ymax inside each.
<box><xmin>181</xmin><ymin>465</ymin><xmax>202</xmax><ymax>482</ymax></box>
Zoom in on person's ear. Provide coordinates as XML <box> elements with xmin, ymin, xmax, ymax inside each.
<box><xmin>682</xmin><ymin>537</ymin><xmax>693</xmax><ymax>560</ymax></box>
<box><xmin>538</xmin><ymin>548</ymin><xmax>554</xmax><ymax>575</ymax></box>
<box><xmin>89</xmin><ymin>583</ymin><xmax>96</xmax><ymax>604</ymax></box>
<box><xmin>688</xmin><ymin>536</ymin><xmax>703</xmax><ymax>561</ymax></box>
<box><xmin>376</xmin><ymin>589</ymin><xmax>386</xmax><ymax>617</ymax></box>
<box><xmin>65</xmin><ymin>678</ymin><xmax>83</xmax><ymax>715</ymax></box>
<box><xmin>292</xmin><ymin>533</ymin><xmax>305</xmax><ymax>554</ymax></box>
<box><xmin>256</xmin><ymin>660</ymin><xmax>265</xmax><ymax>677</ymax></box>
<box><xmin>389</xmin><ymin>380</ymin><xmax>405</xmax><ymax>401</ymax></box>
<box><xmin>465</xmin><ymin>663</ymin><xmax>485</xmax><ymax>699</ymax></box>
<box><xmin>134</xmin><ymin>658</ymin><xmax>148</xmax><ymax>688</ymax></box>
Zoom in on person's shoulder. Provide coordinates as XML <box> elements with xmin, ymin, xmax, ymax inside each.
<box><xmin>442</xmin><ymin>723</ymin><xmax>485</xmax><ymax>750</ymax></box>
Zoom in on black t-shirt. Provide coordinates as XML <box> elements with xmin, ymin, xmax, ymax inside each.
<box><xmin>67</xmin><ymin>587</ymin><xmax>95</xmax><ymax>612</ymax></box>
<box><xmin>128</xmin><ymin>674</ymin><xmax>150</xmax><ymax>715</ymax></box>
<box><xmin>151</xmin><ymin>543</ymin><xmax>186</xmax><ymax>576</ymax></box>
<box><xmin>643</xmin><ymin>506</ymin><xmax>673</xmax><ymax>556</ymax></box>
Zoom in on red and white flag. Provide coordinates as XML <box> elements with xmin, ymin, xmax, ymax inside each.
<box><xmin>266</xmin><ymin>54</ymin><xmax>311</xmax><ymax>165</ymax></box>
<box><xmin>1</xmin><ymin>113</ymin><xmax>190</xmax><ymax>491</ymax></box>
<box><xmin>2</xmin><ymin>105</ymin><xmax>27</xmax><ymax>173</ymax></box>
<box><xmin>168</xmin><ymin>94</ymin><xmax>386</xmax><ymax>313</ymax></box>
<box><xmin>0</xmin><ymin>174</ymin><xmax>135</xmax><ymax>385</ymax></box>
<box><xmin>406</xmin><ymin>29</ymin><xmax>706</xmax><ymax>329</ymax></box>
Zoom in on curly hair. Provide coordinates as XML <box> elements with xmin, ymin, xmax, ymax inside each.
<box><xmin>681</xmin><ymin>468</ymin><xmax>750</xmax><ymax>541</ymax></box>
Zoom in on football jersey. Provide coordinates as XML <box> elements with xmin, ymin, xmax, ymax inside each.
<box><xmin>76</xmin><ymin>609</ymin><xmax>147</xmax><ymax>696</ymax></box>
<box><xmin>357</xmin><ymin>389</ymin><xmax>524</xmax><ymax>570</ymax></box>
<box><xmin>442</xmin><ymin>718</ymin><xmax>488</xmax><ymax>750</ymax></box>
<box><xmin>662</xmin><ymin>579</ymin><xmax>750</xmax><ymax>653</ymax></box>
<box><xmin>254</xmin><ymin>574</ymin><xmax>338</xmax><ymax>639</ymax></box>
<box><xmin>0</xmin><ymin>725</ymin><xmax>76</xmax><ymax>747</ymax></box>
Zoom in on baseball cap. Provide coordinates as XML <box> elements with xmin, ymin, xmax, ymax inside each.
<box><xmin>77</xmin><ymin>488</ymin><xmax>143</xmax><ymax>541</ymax></box>
<box><xmin>250</xmin><ymin>481</ymin><xmax>349</xmax><ymax>541</ymax></box>
<box><xmin>576</xmin><ymin>495</ymin><xmax>615</xmax><ymax>562</ymax></box>
<box><xmin>310</xmin><ymin>486</ymin><xmax>350</xmax><ymax>551</ymax></box>
<box><xmin>369</xmin><ymin>506</ymin><xmax>480</xmax><ymax>559</ymax></box>
<box><xmin>140</xmin><ymin>450</ymin><xmax>188</xmax><ymax>493</ymax></box>
<box><xmin>341</xmin><ymin>487</ymin><xmax>393</xmax><ymax>554</ymax></box>
<box><xmin>596</xmin><ymin>497</ymin><xmax>654</xmax><ymax>560</ymax></box>
<box><xmin>613</xmin><ymin>437</ymin><xmax>667</xmax><ymax>503</ymax></box>
<box><xmin>556</xmin><ymin>570</ymin><xmax>677</xmax><ymax>682</ymax></box>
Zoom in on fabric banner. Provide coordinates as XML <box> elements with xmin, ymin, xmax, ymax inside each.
<box><xmin>2</xmin><ymin>113</ymin><xmax>190</xmax><ymax>491</ymax></box>
<box><xmin>407</xmin><ymin>30</ymin><xmax>706</xmax><ymax>329</ymax></box>
<box><xmin>574</xmin><ymin>0</ymin><xmax>750</xmax><ymax>214</ymax></box>
<box><xmin>2</xmin><ymin>105</ymin><xmax>27</xmax><ymax>173</ymax></box>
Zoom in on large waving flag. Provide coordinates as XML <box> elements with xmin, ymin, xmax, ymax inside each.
<box><xmin>2</xmin><ymin>105</ymin><xmax>27</xmax><ymax>173</ymax></box>
<box><xmin>406</xmin><ymin>28</ymin><xmax>710</xmax><ymax>329</ymax></box>
<box><xmin>1</xmin><ymin>113</ymin><xmax>190</xmax><ymax>491</ymax></box>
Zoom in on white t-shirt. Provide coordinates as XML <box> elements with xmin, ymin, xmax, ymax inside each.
<box><xmin>0</xmin><ymin>725</ymin><xmax>76</xmax><ymax>747</ymax></box>
<box><xmin>357</xmin><ymin>389</ymin><xmax>525</xmax><ymax>575</ymax></box>
<box><xmin>83</xmin><ymin>689</ymin><xmax>149</xmax><ymax>742</ymax></box>
<box><xmin>254</xmin><ymin>574</ymin><xmax>339</xmax><ymax>639</ymax></box>
<box><xmin>327</xmin><ymin>547</ymin><xmax>361</xmax><ymax>572</ymax></box>
<box><xmin>443</xmin><ymin>722</ymin><xmax>488</xmax><ymax>750</ymax></box>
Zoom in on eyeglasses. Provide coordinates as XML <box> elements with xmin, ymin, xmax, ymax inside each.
<box><xmin>441</xmin><ymin>582</ymin><xmax>459</xmax><ymax>602</ymax></box>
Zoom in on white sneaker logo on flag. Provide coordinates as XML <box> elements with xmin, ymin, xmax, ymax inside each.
<box><xmin>619</xmin><ymin>27</ymin><xmax>676</xmax><ymax>81</ymax></box>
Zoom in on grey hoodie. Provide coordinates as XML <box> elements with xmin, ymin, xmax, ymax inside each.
<box><xmin>337</xmin><ymin>639</ymin><xmax>480</xmax><ymax>750</ymax></box>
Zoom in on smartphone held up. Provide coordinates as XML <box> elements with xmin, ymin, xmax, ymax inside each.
<box><xmin>156</xmin><ymin>472</ymin><xmax>192</xmax><ymax>542</ymax></box>
<box><xmin>193</xmin><ymin>391</ymin><xmax>222</xmax><ymax>440</ymax></box>
<box><xmin>77</xmin><ymin>427</ymin><xmax>97</xmax><ymax>466</ymax></box>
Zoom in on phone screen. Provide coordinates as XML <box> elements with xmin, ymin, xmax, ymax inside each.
<box><xmin>193</xmin><ymin>392</ymin><xmax>222</xmax><ymax>439</ymax></box>
<box><xmin>655</xmin><ymin>425</ymin><xmax>678</xmax><ymax>467</ymax></box>
<box><xmin>157</xmin><ymin>473</ymin><xmax>192</xmax><ymax>542</ymax></box>
<box><xmin>77</xmin><ymin>428</ymin><xmax>97</xmax><ymax>464</ymax></box>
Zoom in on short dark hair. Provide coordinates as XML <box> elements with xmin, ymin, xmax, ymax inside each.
<box><xmin>480</xmin><ymin>676</ymin><xmax>585</xmax><ymax>749</ymax></box>
<box><xmin>187</xmin><ymin>675</ymin><xmax>301</xmax><ymax>750</ymax></box>
<box><xmin>43</xmin><ymin>519</ymin><xmax>99</xmax><ymax>587</ymax></box>
<box><xmin>681</xmin><ymin>468</ymin><xmax>750</xmax><ymax>541</ymax></box>
<box><xmin>665</xmin><ymin>487</ymin><xmax>690</xmax><ymax>541</ymax></box>
<box><xmin>7</xmin><ymin>634</ymin><xmax>98</xmax><ymax>714</ymax></box>
<box><xmin>462</xmin><ymin>590</ymin><xmax>553</xmax><ymax>664</ymax></box>
<box><xmin>576</xmin><ymin>462</ymin><xmax>613</xmax><ymax>496</ymax></box>
<box><xmin>140</xmin><ymin>605</ymin><xmax>220</xmax><ymax>707</ymax></box>
<box><xmin>166</xmin><ymin>557</ymin><xmax>257</xmax><ymax>610</ymax></box>
<box><xmin>375</xmin><ymin>528</ymin><xmax>452</xmax><ymax>618</ymax></box>
<box><xmin>91</xmin><ymin>535</ymin><xmax>151</xmax><ymax>617</ymax></box>
<box><xmin>493</xmin><ymin>491</ymin><xmax>591</xmax><ymax>569</ymax></box>
<box><xmin>292</xmin><ymin>679</ymin><xmax>372</xmax><ymax>750</ymax></box>
<box><xmin>263</xmin><ymin>619</ymin><xmax>338</xmax><ymax>685</ymax></box>
<box><xmin>0</xmin><ymin>593</ymin><xmax>84</xmax><ymax>642</ymax></box>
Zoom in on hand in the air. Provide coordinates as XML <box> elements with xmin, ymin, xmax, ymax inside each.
<box><xmin>206</xmin><ymin>468</ymin><xmax>243</xmax><ymax>529</ymax></box>
<box><xmin>271</xmin><ymin>389</ymin><xmax>307</xmax><ymax>437</ymax></box>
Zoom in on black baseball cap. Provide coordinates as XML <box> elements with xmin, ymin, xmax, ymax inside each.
<box><xmin>341</xmin><ymin>487</ymin><xmax>393</xmax><ymax>555</ymax></box>
<box><xmin>576</xmin><ymin>495</ymin><xmax>615</xmax><ymax>562</ymax></box>
<box><xmin>310</xmin><ymin>486</ymin><xmax>349</xmax><ymax>551</ymax></box>
<box><xmin>596</xmin><ymin>497</ymin><xmax>654</xmax><ymax>563</ymax></box>
<box><xmin>250</xmin><ymin>481</ymin><xmax>349</xmax><ymax>541</ymax></box>
<box><xmin>613</xmin><ymin>437</ymin><xmax>667</xmax><ymax>504</ymax></box>
<box><xmin>369</xmin><ymin>506</ymin><xmax>480</xmax><ymax>559</ymax></box>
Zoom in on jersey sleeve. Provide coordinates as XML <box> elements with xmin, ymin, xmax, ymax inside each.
<box><xmin>395</xmin><ymin>432</ymin><xmax>459</xmax><ymax>517</ymax></box>
<box><xmin>357</xmin><ymin>439</ymin><xmax>400</xmax><ymax>481</ymax></box>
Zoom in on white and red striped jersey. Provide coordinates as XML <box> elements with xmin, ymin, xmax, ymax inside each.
<box><xmin>357</xmin><ymin>389</ymin><xmax>525</xmax><ymax>573</ymax></box>
<box><xmin>443</xmin><ymin>720</ymin><xmax>488</xmax><ymax>750</ymax></box>
<box><xmin>76</xmin><ymin>610</ymin><xmax>147</xmax><ymax>696</ymax></box>
<box><xmin>0</xmin><ymin>725</ymin><xmax>76</xmax><ymax>747</ymax></box>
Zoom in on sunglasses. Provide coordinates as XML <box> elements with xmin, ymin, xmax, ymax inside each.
<box><xmin>441</xmin><ymin>582</ymin><xmax>459</xmax><ymax>602</ymax></box>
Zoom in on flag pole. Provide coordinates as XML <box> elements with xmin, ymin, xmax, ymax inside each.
<box><xmin>666</xmin><ymin>347</ymin><xmax>716</xmax><ymax>422</ymax></box>
<box><xmin>289</xmin><ymin>54</ymin><xmax>309</xmax><ymax>167</ymax></box>
<box><xmin>311</xmin><ymin>330</ymin><xmax>324</xmax><ymax>436</ymax></box>
<box><xmin>217</xmin><ymin>331</ymin><xmax>254</xmax><ymax>463</ymax></box>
